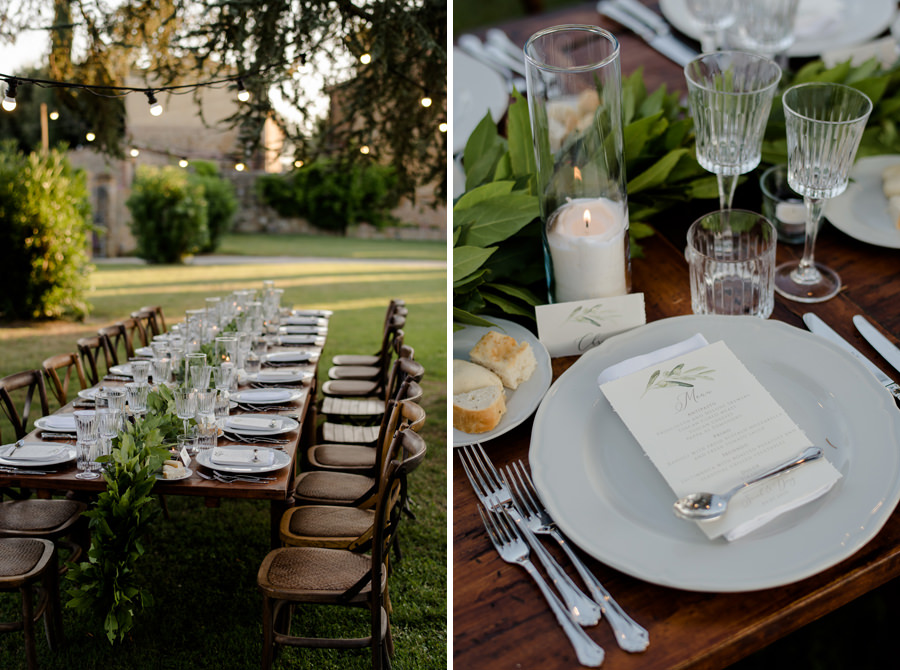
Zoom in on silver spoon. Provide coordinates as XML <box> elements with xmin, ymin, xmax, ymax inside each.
<box><xmin>673</xmin><ymin>446</ymin><xmax>824</xmax><ymax>521</ymax></box>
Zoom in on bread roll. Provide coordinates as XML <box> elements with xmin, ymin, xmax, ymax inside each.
<box><xmin>453</xmin><ymin>359</ymin><xmax>503</xmax><ymax>394</ymax></box>
<box><xmin>469</xmin><ymin>331</ymin><xmax>537</xmax><ymax>390</ymax></box>
<box><xmin>883</xmin><ymin>164</ymin><xmax>900</xmax><ymax>197</ymax></box>
<box><xmin>890</xmin><ymin>195</ymin><xmax>900</xmax><ymax>230</ymax></box>
<box><xmin>453</xmin><ymin>385</ymin><xmax>506</xmax><ymax>434</ymax></box>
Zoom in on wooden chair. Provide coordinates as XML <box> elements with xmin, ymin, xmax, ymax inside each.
<box><xmin>76</xmin><ymin>335</ymin><xmax>109</xmax><ymax>386</ymax></box>
<box><xmin>327</xmin><ymin>314</ymin><xmax>406</xmax><ymax>382</ymax></box>
<box><xmin>41</xmin><ymin>353</ymin><xmax>89</xmax><ymax>406</ymax></box>
<box><xmin>329</xmin><ymin>299</ymin><xmax>406</xmax><ymax>368</ymax></box>
<box><xmin>139</xmin><ymin>305</ymin><xmax>167</xmax><ymax>333</ymax></box>
<box><xmin>0</xmin><ymin>370</ymin><xmax>50</xmax><ymax>442</ymax></box>
<box><xmin>131</xmin><ymin>307</ymin><xmax>164</xmax><ymax>340</ymax></box>
<box><xmin>259</xmin><ymin>445</ymin><xmax>419</xmax><ymax>669</ymax></box>
<box><xmin>0</xmin><ymin>499</ymin><xmax>88</xmax><ymax>570</ymax></box>
<box><xmin>0</xmin><ymin>538</ymin><xmax>64</xmax><ymax>670</ymax></box>
<box><xmin>97</xmin><ymin>319</ymin><xmax>138</xmax><ymax>367</ymax></box>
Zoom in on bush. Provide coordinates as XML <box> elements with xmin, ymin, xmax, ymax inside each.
<box><xmin>189</xmin><ymin>161</ymin><xmax>238</xmax><ymax>252</ymax></box>
<box><xmin>256</xmin><ymin>158</ymin><xmax>401</xmax><ymax>234</ymax></box>
<box><xmin>127</xmin><ymin>165</ymin><xmax>209</xmax><ymax>263</ymax></box>
<box><xmin>0</xmin><ymin>141</ymin><xmax>93</xmax><ymax>321</ymax></box>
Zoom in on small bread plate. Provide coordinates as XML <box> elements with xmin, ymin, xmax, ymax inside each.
<box><xmin>196</xmin><ymin>446</ymin><xmax>291</xmax><ymax>474</ymax></box>
<box><xmin>156</xmin><ymin>467</ymin><xmax>193</xmax><ymax>481</ymax></box>
<box><xmin>223</xmin><ymin>413</ymin><xmax>299</xmax><ymax>436</ymax></box>
<box><xmin>34</xmin><ymin>415</ymin><xmax>83</xmax><ymax>434</ymax></box>
<box><xmin>824</xmin><ymin>155</ymin><xmax>900</xmax><ymax>249</ymax></box>
<box><xmin>264</xmin><ymin>351</ymin><xmax>317</xmax><ymax>364</ymax></box>
<box><xmin>0</xmin><ymin>442</ymin><xmax>76</xmax><ymax>467</ymax></box>
<box><xmin>246</xmin><ymin>370</ymin><xmax>313</xmax><ymax>385</ymax></box>
<box><xmin>231</xmin><ymin>388</ymin><xmax>303</xmax><ymax>405</ymax></box>
<box><xmin>453</xmin><ymin>317</ymin><xmax>552</xmax><ymax>448</ymax></box>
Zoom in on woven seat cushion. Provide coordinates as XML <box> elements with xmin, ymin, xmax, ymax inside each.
<box><xmin>321</xmin><ymin>379</ymin><xmax>378</xmax><ymax>397</ymax></box>
<box><xmin>0</xmin><ymin>538</ymin><xmax>46</xmax><ymax>578</ymax></box>
<box><xmin>331</xmin><ymin>354</ymin><xmax>379</xmax><ymax>366</ymax></box>
<box><xmin>262</xmin><ymin>547</ymin><xmax>372</xmax><ymax>593</ymax></box>
<box><xmin>293</xmin><ymin>471</ymin><xmax>375</xmax><ymax>504</ymax></box>
<box><xmin>0</xmin><ymin>499</ymin><xmax>81</xmax><ymax>532</ymax></box>
<box><xmin>327</xmin><ymin>365</ymin><xmax>379</xmax><ymax>381</ymax></box>
<box><xmin>286</xmin><ymin>506</ymin><xmax>374</xmax><ymax>539</ymax></box>
<box><xmin>309</xmin><ymin>444</ymin><xmax>377</xmax><ymax>468</ymax></box>
<box><xmin>321</xmin><ymin>422</ymin><xmax>379</xmax><ymax>445</ymax></box>
<box><xmin>321</xmin><ymin>396</ymin><xmax>383</xmax><ymax>418</ymax></box>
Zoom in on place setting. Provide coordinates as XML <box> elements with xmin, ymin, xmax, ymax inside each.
<box><xmin>195</xmin><ymin>445</ymin><xmax>291</xmax><ymax>482</ymax></box>
<box><xmin>0</xmin><ymin>440</ymin><xmax>75</xmax><ymax>474</ymax></box>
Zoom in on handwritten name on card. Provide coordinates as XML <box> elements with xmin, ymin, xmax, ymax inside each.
<box><xmin>536</xmin><ymin>294</ymin><xmax>645</xmax><ymax>357</ymax></box>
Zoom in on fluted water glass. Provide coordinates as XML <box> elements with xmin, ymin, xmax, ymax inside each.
<box><xmin>685</xmin><ymin>51</ymin><xmax>781</xmax><ymax>210</ymax></box>
<box><xmin>685</xmin><ymin>0</ymin><xmax>736</xmax><ymax>52</ymax></box>
<box><xmin>774</xmin><ymin>83</ymin><xmax>872</xmax><ymax>302</ymax></box>
<box><xmin>734</xmin><ymin>0</ymin><xmax>800</xmax><ymax>57</ymax></box>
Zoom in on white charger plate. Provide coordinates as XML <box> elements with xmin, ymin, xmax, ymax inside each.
<box><xmin>231</xmin><ymin>388</ymin><xmax>303</xmax><ymax>404</ymax></box>
<box><xmin>196</xmin><ymin>446</ymin><xmax>291</xmax><ymax>474</ymax></box>
<box><xmin>824</xmin><ymin>155</ymin><xmax>900</xmax><ymax>249</ymax></box>
<box><xmin>34</xmin><ymin>415</ymin><xmax>82</xmax><ymax>433</ymax></box>
<box><xmin>530</xmin><ymin>315</ymin><xmax>900</xmax><ymax>592</ymax></box>
<box><xmin>453</xmin><ymin>47</ymin><xmax>509</xmax><ymax>155</ymax></box>
<box><xmin>223</xmin><ymin>413</ymin><xmax>299</xmax><ymax>436</ymax></box>
<box><xmin>0</xmin><ymin>443</ymin><xmax>76</xmax><ymax>467</ymax></box>
<box><xmin>453</xmin><ymin>318</ymin><xmax>552</xmax><ymax>447</ymax></box>
<box><xmin>659</xmin><ymin>0</ymin><xmax>895</xmax><ymax>58</ymax></box>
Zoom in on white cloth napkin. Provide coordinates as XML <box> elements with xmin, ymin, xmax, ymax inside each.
<box><xmin>41</xmin><ymin>415</ymin><xmax>79</xmax><ymax>431</ymax></box>
<box><xmin>279</xmin><ymin>335</ymin><xmax>318</xmax><ymax>344</ymax></box>
<box><xmin>226</xmin><ymin>416</ymin><xmax>280</xmax><ymax>431</ymax></box>
<box><xmin>3</xmin><ymin>443</ymin><xmax>67</xmax><ymax>460</ymax></box>
<box><xmin>596</xmin><ymin>333</ymin><xmax>837</xmax><ymax>542</ymax></box>
<box><xmin>238</xmin><ymin>390</ymin><xmax>291</xmax><ymax>403</ymax></box>
<box><xmin>210</xmin><ymin>447</ymin><xmax>275</xmax><ymax>466</ymax></box>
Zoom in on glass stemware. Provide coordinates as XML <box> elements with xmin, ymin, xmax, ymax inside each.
<box><xmin>174</xmin><ymin>387</ymin><xmax>197</xmax><ymax>435</ymax></box>
<box><xmin>684</xmin><ymin>51</ymin><xmax>781</xmax><ymax>210</ymax></box>
<box><xmin>774</xmin><ymin>83</ymin><xmax>872</xmax><ymax>302</ymax></box>
<box><xmin>125</xmin><ymin>382</ymin><xmax>149</xmax><ymax>419</ymax></box>
<box><xmin>734</xmin><ymin>0</ymin><xmax>800</xmax><ymax>58</ymax></box>
<box><xmin>74</xmin><ymin>410</ymin><xmax>100</xmax><ymax>480</ymax></box>
<box><xmin>685</xmin><ymin>0</ymin><xmax>736</xmax><ymax>53</ymax></box>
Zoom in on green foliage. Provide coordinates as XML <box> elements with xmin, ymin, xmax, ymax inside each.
<box><xmin>65</xmin><ymin>388</ymin><xmax>177</xmax><ymax>643</ymax></box>
<box><xmin>0</xmin><ymin>141</ymin><xmax>94</xmax><ymax>321</ymax></box>
<box><xmin>126</xmin><ymin>165</ymin><xmax>209</xmax><ymax>263</ymax></box>
<box><xmin>255</xmin><ymin>158</ymin><xmax>402</xmax><ymax>233</ymax></box>
<box><xmin>189</xmin><ymin>161</ymin><xmax>239</xmax><ymax>253</ymax></box>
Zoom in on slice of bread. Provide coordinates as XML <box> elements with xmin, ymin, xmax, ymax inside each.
<box><xmin>469</xmin><ymin>330</ymin><xmax>537</xmax><ymax>390</ymax></box>
<box><xmin>453</xmin><ymin>359</ymin><xmax>503</xmax><ymax>394</ymax></box>
<box><xmin>453</xmin><ymin>385</ymin><xmax>506</xmax><ymax>434</ymax></box>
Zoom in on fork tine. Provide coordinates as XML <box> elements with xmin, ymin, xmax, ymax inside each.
<box><xmin>459</xmin><ymin>446</ymin><xmax>490</xmax><ymax>500</ymax></box>
<box><xmin>505</xmin><ymin>462</ymin><xmax>537</xmax><ymax>518</ymax></box>
<box><xmin>477</xmin><ymin>504</ymin><xmax>504</xmax><ymax>548</ymax></box>
<box><xmin>511</xmin><ymin>460</ymin><xmax>544</xmax><ymax>513</ymax></box>
<box><xmin>474</xmin><ymin>443</ymin><xmax>504</xmax><ymax>493</ymax></box>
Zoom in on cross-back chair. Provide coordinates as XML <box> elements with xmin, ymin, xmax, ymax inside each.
<box><xmin>327</xmin><ymin>313</ymin><xmax>406</xmax><ymax>383</ymax></box>
<box><xmin>0</xmin><ymin>370</ymin><xmax>50</xmax><ymax>442</ymax></box>
<box><xmin>97</xmin><ymin>319</ymin><xmax>138</xmax><ymax>367</ymax></box>
<box><xmin>76</xmin><ymin>335</ymin><xmax>109</xmax><ymax>386</ymax></box>
<box><xmin>41</xmin><ymin>353</ymin><xmax>89</xmax><ymax>406</ymax></box>
<box><xmin>139</xmin><ymin>305</ymin><xmax>167</xmax><ymax>333</ymax></box>
<box><xmin>329</xmin><ymin>299</ymin><xmax>406</xmax><ymax>369</ymax></box>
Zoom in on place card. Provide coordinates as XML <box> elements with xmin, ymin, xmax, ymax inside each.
<box><xmin>179</xmin><ymin>446</ymin><xmax>192</xmax><ymax>467</ymax></box>
<box><xmin>536</xmin><ymin>293</ymin><xmax>645</xmax><ymax>357</ymax></box>
<box><xmin>599</xmin><ymin>340</ymin><xmax>841</xmax><ymax>540</ymax></box>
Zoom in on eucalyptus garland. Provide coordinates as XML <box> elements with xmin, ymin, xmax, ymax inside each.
<box><xmin>65</xmin><ymin>386</ymin><xmax>181</xmax><ymax>643</ymax></box>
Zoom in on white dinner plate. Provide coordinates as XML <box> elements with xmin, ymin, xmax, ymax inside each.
<box><xmin>659</xmin><ymin>0</ymin><xmax>895</xmax><ymax>58</ymax></box>
<box><xmin>279</xmin><ymin>325</ymin><xmax>328</xmax><ymax>336</ymax></box>
<box><xmin>453</xmin><ymin>317</ymin><xmax>552</xmax><ymax>447</ymax></box>
<box><xmin>109</xmin><ymin>364</ymin><xmax>133</xmax><ymax>377</ymax></box>
<box><xmin>223</xmin><ymin>413</ymin><xmax>299</xmax><ymax>436</ymax></box>
<box><xmin>0</xmin><ymin>442</ymin><xmax>76</xmax><ymax>467</ymax></box>
<box><xmin>453</xmin><ymin>47</ymin><xmax>509</xmax><ymax>155</ymax></box>
<box><xmin>34</xmin><ymin>415</ymin><xmax>82</xmax><ymax>433</ymax></box>
<box><xmin>196</xmin><ymin>446</ymin><xmax>291</xmax><ymax>474</ymax></box>
<box><xmin>278</xmin><ymin>334</ymin><xmax>325</xmax><ymax>347</ymax></box>
<box><xmin>824</xmin><ymin>155</ymin><xmax>900</xmax><ymax>249</ymax></box>
<box><xmin>135</xmin><ymin>346</ymin><xmax>154</xmax><ymax>357</ymax></box>
<box><xmin>77</xmin><ymin>387</ymin><xmax>101</xmax><ymax>401</ymax></box>
<box><xmin>156</xmin><ymin>467</ymin><xmax>193</xmax><ymax>481</ymax></box>
<box><xmin>264</xmin><ymin>351</ymin><xmax>316</xmax><ymax>364</ymax></box>
<box><xmin>530</xmin><ymin>315</ymin><xmax>900</xmax><ymax>592</ymax></box>
<box><xmin>247</xmin><ymin>370</ymin><xmax>313</xmax><ymax>385</ymax></box>
<box><xmin>231</xmin><ymin>388</ymin><xmax>303</xmax><ymax>404</ymax></box>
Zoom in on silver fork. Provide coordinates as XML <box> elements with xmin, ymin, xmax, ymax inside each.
<box><xmin>478</xmin><ymin>504</ymin><xmax>606</xmax><ymax>667</ymax></box>
<box><xmin>505</xmin><ymin>460</ymin><xmax>650</xmax><ymax>653</ymax></box>
<box><xmin>460</xmin><ymin>444</ymin><xmax>602</xmax><ymax>626</ymax></box>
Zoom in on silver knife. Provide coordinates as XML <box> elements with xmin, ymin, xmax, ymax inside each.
<box><xmin>853</xmin><ymin>315</ymin><xmax>900</xmax><ymax>375</ymax></box>
<box><xmin>597</xmin><ymin>0</ymin><xmax>698</xmax><ymax>67</ymax></box>
<box><xmin>803</xmin><ymin>313</ymin><xmax>900</xmax><ymax>403</ymax></box>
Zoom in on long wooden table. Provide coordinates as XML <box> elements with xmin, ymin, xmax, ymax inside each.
<box><xmin>453</xmin><ymin>4</ymin><xmax>900</xmax><ymax>668</ymax></box>
<box><xmin>0</xmin><ymin>328</ymin><xmax>325</xmax><ymax>548</ymax></box>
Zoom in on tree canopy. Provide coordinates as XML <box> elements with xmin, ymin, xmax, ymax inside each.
<box><xmin>0</xmin><ymin>0</ymin><xmax>447</xmax><ymax>202</ymax></box>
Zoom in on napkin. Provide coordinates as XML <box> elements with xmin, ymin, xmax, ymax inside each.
<box><xmin>266</xmin><ymin>352</ymin><xmax>311</xmax><ymax>363</ymax></box>
<box><xmin>40</xmin><ymin>415</ymin><xmax>79</xmax><ymax>431</ymax></box>
<box><xmin>226</xmin><ymin>416</ymin><xmax>280</xmax><ymax>431</ymax></box>
<box><xmin>3</xmin><ymin>443</ymin><xmax>67</xmax><ymax>461</ymax></box>
<box><xmin>210</xmin><ymin>447</ymin><xmax>275</xmax><ymax>466</ymax></box>
<box><xmin>256</xmin><ymin>371</ymin><xmax>300</xmax><ymax>381</ymax></box>
<box><xmin>238</xmin><ymin>390</ymin><xmax>292</xmax><ymax>403</ymax></box>
<box><xmin>279</xmin><ymin>335</ymin><xmax>318</xmax><ymax>345</ymax></box>
<box><xmin>596</xmin><ymin>334</ymin><xmax>709</xmax><ymax>385</ymax></box>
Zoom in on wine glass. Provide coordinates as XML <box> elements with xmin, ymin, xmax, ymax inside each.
<box><xmin>684</xmin><ymin>51</ymin><xmax>781</xmax><ymax>210</ymax></box>
<box><xmin>734</xmin><ymin>0</ymin><xmax>800</xmax><ymax>59</ymax></box>
<box><xmin>685</xmin><ymin>0</ymin><xmax>736</xmax><ymax>53</ymax></box>
<box><xmin>774</xmin><ymin>83</ymin><xmax>872</xmax><ymax>302</ymax></box>
<box><xmin>73</xmin><ymin>410</ymin><xmax>100</xmax><ymax>480</ymax></box>
<box><xmin>174</xmin><ymin>387</ymin><xmax>197</xmax><ymax>435</ymax></box>
<box><xmin>125</xmin><ymin>382</ymin><xmax>149</xmax><ymax>419</ymax></box>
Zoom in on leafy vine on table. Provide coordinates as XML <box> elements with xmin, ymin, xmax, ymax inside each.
<box><xmin>65</xmin><ymin>385</ymin><xmax>181</xmax><ymax>643</ymax></box>
<box><xmin>453</xmin><ymin>58</ymin><xmax>900</xmax><ymax>328</ymax></box>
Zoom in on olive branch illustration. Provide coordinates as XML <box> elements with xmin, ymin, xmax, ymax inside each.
<box><xmin>566</xmin><ymin>304</ymin><xmax>620</xmax><ymax>328</ymax></box>
<box><xmin>642</xmin><ymin>363</ymin><xmax>716</xmax><ymax>396</ymax></box>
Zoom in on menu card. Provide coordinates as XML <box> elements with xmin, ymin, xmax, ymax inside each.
<box><xmin>599</xmin><ymin>340</ymin><xmax>841</xmax><ymax>540</ymax></box>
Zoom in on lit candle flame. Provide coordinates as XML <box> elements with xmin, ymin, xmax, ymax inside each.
<box><xmin>583</xmin><ymin>209</ymin><xmax>591</xmax><ymax>229</ymax></box>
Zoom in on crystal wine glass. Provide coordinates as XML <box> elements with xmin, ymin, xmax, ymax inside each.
<box><xmin>774</xmin><ymin>83</ymin><xmax>872</xmax><ymax>302</ymax></box>
<box><xmin>734</xmin><ymin>0</ymin><xmax>800</xmax><ymax>59</ymax></box>
<box><xmin>174</xmin><ymin>387</ymin><xmax>197</xmax><ymax>435</ymax></box>
<box><xmin>73</xmin><ymin>410</ymin><xmax>100</xmax><ymax>480</ymax></box>
<box><xmin>684</xmin><ymin>51</ymin><xmax>781</xmax><ymax>210</ymax></box>
<box><xmin>685</xmin><ymin>0</ymin><xmax>736</xmax><ymax>53</ymax></box>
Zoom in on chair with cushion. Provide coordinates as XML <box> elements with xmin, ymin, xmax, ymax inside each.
<box><xmin>0</xmin><ymin>538</ymin><xmax>64</xmax><ymax>670</ymax></box>
<box><xmin>329</xmin><ymin>299</ymin><xmax>406</xmax><ymax>368</ymax></box>
<box><xmin>0</xmin><ymin>370</ymin><xmax>50</xmax><ymax>442</ymax></box>
<box><xmin>0</xmin><ymin>499</ymin><xmax>88</xmax><ymax>569</ymax></box>
<box><xmin>76</xmin><ymin>335</ymin><xmax>109</xmax><ymax>386</ymax></box>
<box><xmin>326</xmin><ymin>314</ymin><xmax>406</xmax><ymax>382</ymax></box>
<box><xmin>41</xmin><ymin>353</ymin><xmax>89</xmax><ymax>406</ymax></box>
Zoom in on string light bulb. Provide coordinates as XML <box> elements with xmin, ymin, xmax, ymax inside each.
<box><xmin>49</xmin><ymin>110</ymin><xmax>59</xmax><ymax>120</ymax></box>
<box><xmin>236</xmin><ymin>79</ymin><xmax>250</xmax><ymax>102</ymax></box>
<box><xmin>2</xmin><ymin>79</ymin><xmax>17</xmax><ymax>112</ymax></box>
<box><xmin>439</xmin><ymin>122</ymin><xmax>447</xmax><ymax>133</ymax></box>
<box><xmin>293</xmin><ymin>160</ymin><xmax>304</xmax><ymax>168</ymax></box>
<box><xmin>234</xmin><ymin>162</ymin><xmax>246</xmax><ymax>172</ymax></box>
<box><xmin>85</xmin><ymin>132</ymin><xmax>96</xmax><ymax>142</ymax></box>
<box><xmin>420</xmin><ymin>95</ymin><xmax>432</xmax><ymax>108</ymax></box>
<box><xmin>360</xmin><ymin>145</ymin><xmax>370</xmax><ymax>155</ymax></box>
<box><xmin>130</xmin><ymin>147</ymin><xmax>140</xmax><ymax>158</ymax></box>
<box><xmin>360</xmin><ymin>53</ymin><xmax>372</xmax><ymax>64</ymax></box>
<box><xmin>146</xmin><ymin>90</ymin><xmax>163</xmax><ymax>116</ymax></box>
<box><xmin>178</xmin><ymin>157</ymin><xmax>189</xmax><ymax>168</ymax></box>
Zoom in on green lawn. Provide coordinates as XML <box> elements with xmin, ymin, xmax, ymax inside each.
<box><xmin>216</xmin><ymin>233</ymin><xmax>446</xmax><ymax>261</ymax></box>
<box><xmin>0</xmin><ymin>242</ymin><xmax>447</xmax><ymax>669</ymax></box>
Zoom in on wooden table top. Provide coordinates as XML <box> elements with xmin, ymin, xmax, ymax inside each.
<box><xmin>453</xmin><ymin>4</ymin><xmax>900</xmax><ymax>668</ymax></box>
